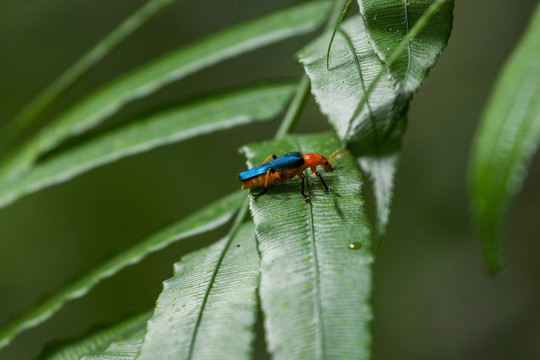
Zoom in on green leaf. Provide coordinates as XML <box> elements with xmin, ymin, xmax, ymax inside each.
<box><xmin>0</xmin><ymin>0</ymin><xmax>180</xmax><ymax>147</ymax></box>
<box><xmin>0</xmin><ymin>0</ymin><xmax>331</xmax><ymax>187</ymax></box>
<box><xmin>298</xmin><ymin>0</ymin><xmax>454</xmax><ymax>236</ymax></box>
<box><xmin>0</xmin><ymin>83</ymin><xmax>295</xmax><ymax>210</ymax></box>
<box><xmin>299</xmin><ymin>15</ymin><xmax>398</xmax><ymax>140</ymax></box>
<box><xmin>242</xmin><ymin>132</ymin><xmax>373</xmax><ymax>360</ymax></box>
<box><xmin>470</xmin><ymin>3</ymin><xmax>540</xmax><ymax>274</ymax></box>
<box><xmin>42</xmin><ymin>313</ymin><xmax>150</xmax><ymax>360</ymax></box>
<box><xmin>356</xmin><ymin>138</ymin><xmax>401</xmax><ymax>238</ymax></box>
<box><xmin>358</xmin><ymin>0</ymin><xmax>454</xmax><ymax>90</ymax></box>
<box><xmin>81</xmin><ymin>330</ymin><xmax>145</xmax><ymax>360</ymax></box>
<box><xmin>137</xmin><ymin>221</ymin><xmax>259</xmax><ymax>360</ymax></box>
<box><xmin>299</xmin><ymin>14</ymin><xmax>402</xmax><ymax>238</ymax></box>
<box><xmin>0</xmin><ymin>192</ymin><xmax>243</xmax><ymax>350</ymax></box>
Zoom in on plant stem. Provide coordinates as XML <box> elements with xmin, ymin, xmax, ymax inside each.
<box><xmin>274</xmin><ymin>0</ymin><xmax>349</xmax><ymax>140</ymax></box>
<box><xmin>274</xmin><ymin>76</ymin><xmax>311</xmax><ymax>140</ymax></box>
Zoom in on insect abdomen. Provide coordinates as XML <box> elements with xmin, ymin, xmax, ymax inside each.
<box><xmin>241</xmin><ymin>174</ymin><xmax>275</xmax><ymax>189</ymax></box>
<box><xmin>240</xmin><ymin>168</ymin><xmax>300</xmax><ymax>189</ymax></box>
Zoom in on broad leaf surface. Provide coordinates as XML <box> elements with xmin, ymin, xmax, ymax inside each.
<box><xmin>137</xmin><ymin>222</ymin><xmax>259</xmax><ymax>360</ymax></box>
<box><xmin>81</xmin><ymin>331</ymin><xmax>145</xmax><ymax>360</ymax></box>
<box><xmin>358</xmin><ymin>0</ymin><xmax>454</xmax><ymax>91</ymax></box>
<box><xmin>0</xmin><ymin>0</ymin><xmax>179</xmax><ymax>148</ymax></box>
<box><xmin>0</xmin><ymin>0</ymin><xmax>331</xmax><ymax>187</ymax></box>
<box><xmin>299</xmin><ymin>15</ymin><xmax>398</xmax><ymax>142</ymax></box>
<box><xmin>470</xmin><ymin>3</ymin><xmax>540</xmax><ymax>274</ymax></box>
<box><xmin>299</xmin><ymin>0</ymin><xmax>453</xmax><ymax>236</ymax></box>
<box><xmin>43</xmin><ymin>313</ymin><xmax>150</xmax><ymax>360</ymax></box>
<box><xmin>299</xmin><ymin>15</ymin><xmax>402</xmax><ymax>237</ymax></box>
<box><xmin>0</xmin><ymin>83</ymin><xmax>294</xmax><ymax>210</ymax></box>
<box><xmin>243</xmin><ymin>132</ymin><xmax>373</xmax><ymax>360</ymax></box>
<box><xmin>0</xmin><ymin>192</ymin><xmax>243</xmax><ymax>350</ymax></box>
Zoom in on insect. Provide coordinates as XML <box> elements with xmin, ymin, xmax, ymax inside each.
<box><xmin>238</xmin><ymin>148</ymin><xmax>349</xmax><ymax>200</ymax></box>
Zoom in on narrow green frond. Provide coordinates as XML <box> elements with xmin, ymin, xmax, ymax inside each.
<box><xmin>81</xmin><ymin>330</ymin><xmax>145</xmax><ymax>360</ymax></box>
<box><xmin>0</xmin><ymin>192</ymin><xmax>243</xmax><ymax>350</ymax></box>
<box><xmin>0</xmin><ymin>0</ymin><xmax>180</xmax><ymax>147</ymax></box>
<box><xmin>470</xmin><ymin>3</ymin><xmax>540</xmax><ymax>274</ymax></box>
<box><xmin>243</xmin><ymin>132</ymin><xmax>373</xmax><ymax>360</ymax></box>
<box><xmin>0</xmin><ymin>83</ymin><xmax>295</xmax><ymax>210</ymax></box>
<box><xmin>43</xmin><ymin>313</ymin><xmax>150</xmax><ymax>360</ymax></box>
<box><xmin>0</xmin><ymin>1</ymin><xmax>331</xmax><ymax>187</ymax></box>
<box><xmin>137</xmin><ymin>222</ymin><xmax>259</xmax><ymax>360</ymax></box>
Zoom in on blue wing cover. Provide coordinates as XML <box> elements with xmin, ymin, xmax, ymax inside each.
<box><xmin>238</xmin><ymin>152</ymin><xmax>304</xmax><ymax>181</ymax></box>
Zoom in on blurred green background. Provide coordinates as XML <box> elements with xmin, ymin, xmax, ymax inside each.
<box><xmin>1</xmin><ymin>0</ymin><xmax>539</xmax><ymax>359</ymax></box>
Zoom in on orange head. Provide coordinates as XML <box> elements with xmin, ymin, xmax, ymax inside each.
<box><xmin>302</xmin><ymin>148</ymin><xmax>350</xmax><ymax>172</ymax></box>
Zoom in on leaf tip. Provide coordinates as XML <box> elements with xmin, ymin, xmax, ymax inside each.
<box><xmin>482</xmin><ymin>235</ymin><xmax>506</xmax><ymax>276</ymax></box>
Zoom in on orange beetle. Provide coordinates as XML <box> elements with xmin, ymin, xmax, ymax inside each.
<box><xmin>238</xmin><ymin>148</ymin><xmax>349</xmax><ymax>200</ymax></box>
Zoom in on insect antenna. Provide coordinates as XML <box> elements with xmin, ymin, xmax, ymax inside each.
<box><xmin>329</xmin><ymin>148</ymin><xmax>350</xmax><ymax>163</ymax></box>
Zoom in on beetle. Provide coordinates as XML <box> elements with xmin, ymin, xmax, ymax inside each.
<box><xmin>238</xmin><ymin>148</ymin><xmax>349</xmax><ymax>200</ymax></box>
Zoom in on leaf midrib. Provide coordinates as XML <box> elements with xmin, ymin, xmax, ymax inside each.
<box><xmin>401</xmin><ymin>0</ymin><xmax>412</xmax><ymax>90</ymax></box>
<box><xmin>336</xmin><ymin>27</ymin><xmax>379</xmax><ymax>148</ymax></box>
<box><xmin>306</xmin><ymin>179</ymin><xmax>326</xmax><ymax>360</ymax></box>
<box><xmin>185</xmin><ymin>202</ymin><xmax>248</xmax><ymax>359</ymax></box>
<box><xmin>295</xmin><ymin>139</ymin><xmax>325</xmax><ymax>360</ymax></box>
<box><xmin>186</xmin><ymin>238</ymin><xmax>232</xmax><ymax>359</ymax></box>
<box><xmin>487</xmin><ymin>57</ymin><xmax>540</xmax><ymax>185</ymax></box>
<box><xmin>383</xmin><ymin>0</ymin><xmax>412</xmax><ymax>137</ymax></box>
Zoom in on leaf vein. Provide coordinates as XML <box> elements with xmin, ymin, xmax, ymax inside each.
<box><xmin>186</xmin><ymin>201</ymin><xmax>247</xmax><ymax>359</ymax></box>
<box><xmin>295</xmin><ymin>139</ymin><xmax>325</xmax><ymax>360</ymax></box>
<box><xmin>491</xmin><ymin>57</ymin><xmax>540</xmax><ymax>179</ymax></box>
<box><xmin>402</xmin><ymin>0</ymin><xmax>413</xmax><ymax>90</ymax></box>
<box><xmin>307</xmin><ymin>179</ymin><xmax>325</xmax><ymax>360</ymax></box>
<box><xmin>336</xmin><ymin>27</ymin><xmax>379</xmax><ymax>148</ymax></box>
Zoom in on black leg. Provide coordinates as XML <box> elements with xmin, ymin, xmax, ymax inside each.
<box><xmin>315</xmin><ymin>171</ymin><xmax>332</xmax><ymax>192</ymax></box>
<box><xmin>250</xmin><ymin>187</ymin><xmax>267</xmax><ymax>198</ymax></box>
<box><xmin>301</xmin><ymin>173</ymin><xmax>310</xmax><ymax>201</ymax></box>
